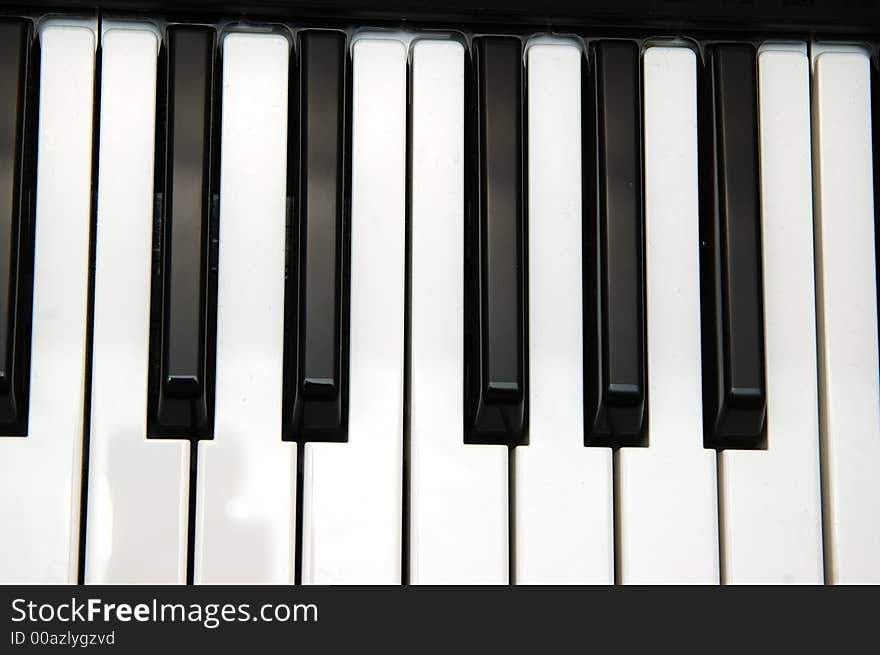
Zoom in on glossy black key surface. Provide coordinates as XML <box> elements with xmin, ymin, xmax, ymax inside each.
<box><xmin>0</xmin><ymin>20</ymin><xmax>34</xmax><ymax>433</ymax></box>
<box><xmin>285</xmin><ymin>30</ymin><xmax>348</xmax><ymax>441</ymax></box>
<box><xmin>151</xmin><ymin>27</ymin><xmax>215</xmax><ymax>436</ymax></box>
<box><xmin>583</xmin><ymin>41</ymin><xmax>646</xmax><ymax>447</ymax></box>
<box><xmin>700</xmin><ymin>44</ymin><xmax>766</xmax><ymax>449</ymax></box>
<box><xmin>0</xmin><ymin>0</ymin><xmax>875</xmax><ymax>32</ymax></box>
<box><xmin>465</xmin><ymin>36</ymin><xmax>526</xmax><ymax>445</ymax></box>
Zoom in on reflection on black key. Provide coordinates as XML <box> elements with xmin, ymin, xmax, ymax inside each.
<box><xmin>0</xmin><ymin>20</ymin><xmax>35</xmax><ymax>434</ymax></box>
<box><xmin>465</xmin><ymin>36</ymin><xmax>526</xmax><ymax>445</ymax></box>
<box><xmin>700</xmin><ymin>44</ymin><xmax>766</xmax><ymax>449</ymax></box>
<box><xmin>583</xmin><ymin>41</ymin><xmax>646</xmax><ymax>447</ymax></box>
<box><xmin>150</xmin><ymin>27</ymin><xmax>216</xmax><ymax>437</ymax></box>
<box><xmin>284</xmin><ymin>30</ymin><xmax>348</xmax><ymax>441</ymax></box>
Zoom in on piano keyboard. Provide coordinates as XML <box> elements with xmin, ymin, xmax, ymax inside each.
<box><xmin>0</xmin><ymin>11</ymin><xmax>878</xmax><ymax>585</ymax></box>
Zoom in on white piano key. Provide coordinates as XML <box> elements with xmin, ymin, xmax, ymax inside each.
<box><xmin>617</xmin><ymin>46</ymin><xmax>719</xmax><ymax>584</ymax></box>
<box><xmin>409</xmin><ymin>40</ymin><xmax>508</xmax><ymax>584</ymax></box>
<box><xmin>719</xmin><ymin>43</ymin><xmax>824</xmax><ymax>584</ymax></box>
<box><xmin>514</xmin><ymin>41</ymin><xmax>613</xmax><ymax>584</ymax></box>
<box><xmin>811</xmin><ymin>45</ymin><xmax>880</xmax><ymax>583</ymax></box>
<box><xmin>84</xmin><ymin>26</ymin><xmax>189</xmax><ymax>584</ymax></box>
<box><xmin>194</xmin><ymin>32</ymin><xmax>295</xmax><ymax>584</ymax></box>
<box><xmin>0</xmin><ymin>21</ymin><xmax>95</xmax><ymax>583</ymax></box>
<box><xmin>301</xmin><ymin>37</ymin><xmax>406</xmax><ymax>584</ymax></box>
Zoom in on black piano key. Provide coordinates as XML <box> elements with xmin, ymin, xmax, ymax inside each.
<box><xmin>465</xmin><ymin>36</ymin><xmax>526</xmax><ymax>445</ymax></box>
<box><xmin>0</xmin><ymin>23</ymin><xmax>26</xmax><ymax>394</ymax></box>
<box><xmin>285</xmin><ymin>30</ymin><xmax>349</xmax><ymax>441</ymax></box>
<box><xmin>0</xmin><ymin>20</ymin><xmax>35</xmax><ymax>433</ymax></box>
<box><xmin>151</xmin><ymin>27</ymin><xmax>216</xmax><ymax>436</ymax></box>
<box><xmin>700</xmin><ymin>44</ymin><xmax>766</xmax><ymax>449</ymax></box>
<box><xmin>583</xmin><ymin>41</ymin><xmax>646</xmax><ymax>447</ymax></box>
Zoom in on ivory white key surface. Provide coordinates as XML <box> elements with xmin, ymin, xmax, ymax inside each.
<box><xmin>617</xmin><ymin>47</ymin><xmax>719</xmax><ymax>584</ymax></box>
<box><xmin>84</xmin><ymin>27</ymin><xmax>190</xmax><ymax>584</ymax></box>
<box><xmin>514</xmin><ymin>41</ymin><xmax>613</xmax><ymax>584</ymax></box>
<box><xmin>0</xmin><ymin>22</ymin><xmax>95</xmax><ymax>583</ymax></box>
<box><xmin>301</xmin><ymin>38</ymin><xmax>406</xmax><ymax>584</ymax></box>
<box><xmin>409</xmin><ymin>40</ymin><xmax>508</xmax><ymax>584</ymax></box>
<box><xmin>811</xmin><ymin>46</ymin><xmax>880</xmax><ymax>583</ymax></box>
<box><xmin>195</xmin><ymin>32</ymin><xmax>295</xmax><ymax>584</ymax></box>
<box><xmin>719</xmin><ymin>44</ymin><xmax>824</xmax><ymax>584</ymax></box>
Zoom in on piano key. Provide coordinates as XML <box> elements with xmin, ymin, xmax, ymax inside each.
<box><xmin>0</xmin><ymin>20</ymin><xmax>30</xmax><ymax>430</ymax></box>
<box><xmin>465</xmin><ymin>36</ymin><xmax>526</xmax><ymax>445</ymax></box>
<box><xmin>719</xmin><ymin>43</ymin><xmax>824</xmax><ymax>584</ymax></box>
<box><xmin>700</xmin><ymin>44</ymin><xmax>767</xmax><ymax>449</ymax></box>
<box><xmin>874</xmin><ymin>58</ymin><xmax>880</xmax><ymax>334</ymax></box>
<box><xmin>514</xmin><ymin>40</ymin><xmax>613</xmax><ymax>584</ymax></box>
<box><xmin>301</xmin><ymin>37</ymin><xmax>406</xmax><ymax>584</ymax></box>
<box><xmin>0</xmin><ymin>20</ymin><xmax>95</xmax><ymax>583</ymax></box>
<box><xmin>286</xmin><ymin>30</ymin><xmax>348</xmax><ymax>440</ymax></box>
<box><xmin>584</xmin><ymin>40</ymin><xmax>646</xmax><ymax>446</ymax></box>
<box><xmin>85</xmin><ymin>26</ymin><xmax>189</xmax><ymax>583</ymax></box>
<box><xmin>195</xmin><ymin>31</ymin><xmax>295</xmax><ymax>584</ymax></box>
<box><xmin>154</xmin><ymin>26</ymin><xmax>215</xmax><ymax>434</ymax></box>
<box><xmin>811</xmin><ymin>45</ymin><xmax>880</xmax><ymax>584</ymax></box>
<box><xmin>616</xmin><ymin>45</ymin><xmax>719</xmax><ymax>584</ymax></box>
<box><xmin>409</xmin><ymin>39</ymin><xmax>508</xmax><ymax>584</ymax></box>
